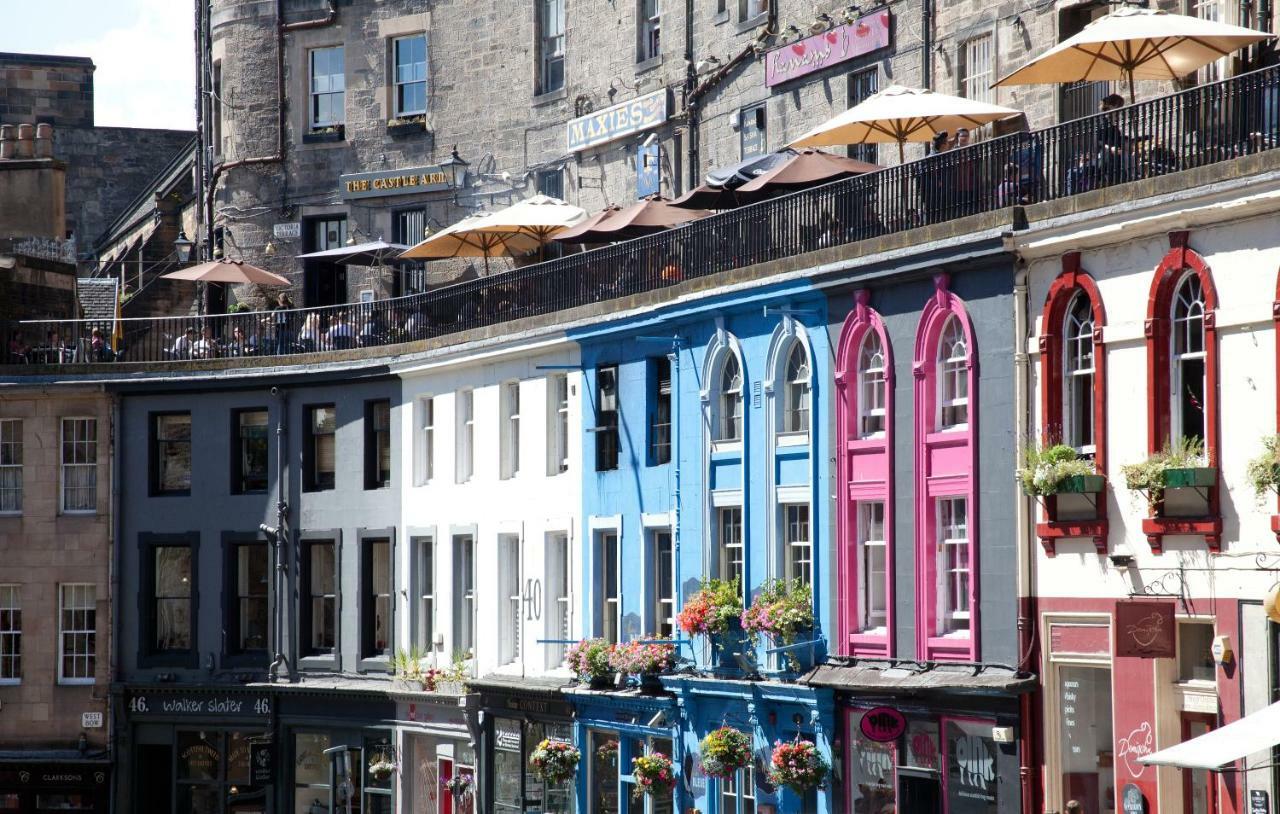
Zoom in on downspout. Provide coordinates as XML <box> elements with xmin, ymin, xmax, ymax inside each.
<box><xmin>266</xmin><ymin>386</ymin><xmax>295</xmax><ymax>682</ymax></box>
<box><xmin>107</xmin><ymin>390</ymin><xmax>122</xmax><ymax>809</ymax></box>
<box><xmin>684</xmin><ymin>0</ymin><xmax>698</xmax><ymax>191</ymax></box>
<box><xmin>1012</xmin><ymin>260</ymin><xmax>1040</xmax><ymax>814</ymax></box>
<box><xmin>922</xmin><ymin>0</ymin><xmax>934</xmax><ymax>90</ymax></box>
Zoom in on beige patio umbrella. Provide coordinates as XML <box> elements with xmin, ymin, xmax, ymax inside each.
<box><xmin>994</xmin><ymin>6</ymin><xmax>1274</xmax><ymax>102</ymax></box>
<box><xmin>789</xmin><ymin>85</ymin><xmax>1022</xmax><ymax>162</ymax></box>
<box><xmin>162</xmin><ymin>258</ymin><xmax>292</xmax><ymax>286</ymax></box>
<box><xmin>467</xmin><ymin>194</ymin><xmax>588</xmax><ymax>258</ymax></box>
<box><xmin>400</xmin><ymin>212</ymin><xmax>542</xmax><ymax>275</ymax></box>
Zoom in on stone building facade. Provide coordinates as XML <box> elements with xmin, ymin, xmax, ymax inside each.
<box><xmin>0</xmin><ymin>386</ymin><xmax>112</xmax><ymax>811</ymax></box>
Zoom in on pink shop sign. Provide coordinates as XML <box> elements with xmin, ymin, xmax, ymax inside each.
<box><xmin>765</xmin><ymin>9</ymin><xmax>891</xmax><ymax>88</ymax></box>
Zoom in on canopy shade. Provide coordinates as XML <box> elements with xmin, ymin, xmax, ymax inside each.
<box><xmin>554</xmin><ymin>198</ymin><xmax>709</xmax><ymax>243</ymax></box>
<box><xmin>162</xmin><ymin>259</ymin><xmax>291</xmax><ymax>286</ymax></box>
<box><xmin>400</xmin><ymin>213</ymin><xmax>542</xmax><ymax>260</ymax></box>
<box><xmin>736</xmin><ymin>149</ymin><xmax>880</xmax><ymax>193</ymax></box>
<box><xmin>296</xmin><ymin>239</ymin><xmax>410</xmax><ymax>265</ymax></box>
<box><xmin>788</xmin><ymin>85</ymin><xmax>1021</xmax><ymax>160</ymax></box>
<box><xmin>994</xmin><ymin>7</ymin><xmax>1274</xmax><ymax>100</ymax></box>
<box><xmin>466</xmin><ymin>194</ymin><xmax>588</xmax><ymax>242</ymax></box>
<box><xmin>1139</xmin><ymin>701</ymin><xmax>1280</xmax><ymax>771</ymax></box>
<box><xmin>550</xmin><ymin>206</ymin><xmax>622</xmax><ymax>243</ymax></box>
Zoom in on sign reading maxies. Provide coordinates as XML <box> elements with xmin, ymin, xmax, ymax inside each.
<box><xmin>567</xmin><ymin>88</ymin><xmax>668</xmax><ymax>153</ymax></box>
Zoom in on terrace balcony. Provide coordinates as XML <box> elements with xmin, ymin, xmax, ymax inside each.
<box><xmin>4</xmin><ymin>65</ymin><xmax>1279</xmax><ymax>371</ymax></box>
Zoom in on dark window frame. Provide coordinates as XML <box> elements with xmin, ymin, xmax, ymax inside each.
<box><xmin>303</xmin><ymin>403</ymin><xmax>337</xmax><ymax>492</ymax></box>
<box><xmin>595</xmin><ymin>364</ymin><xmax>620</xmax><ymax>472</ymax></box>
<box><xmin>149</xmin><ymin>411</ymin><xmax>193</xmax><ymax>497</ymax></box>
<box><xmin>231</xmin><ymin>407</ymin><xmax>270</xmax><ymax>495</ymax></box>
<box><xmin>138</xmin><ymin>532</ymin><xmax>199</xmax><ymax>669</ymax></box>
<box><xmin>299</xmin><ymin>529</ymin><xmax>341</xmax><ymax>670</ymax></box>
<box><xmin>357</xmin><ymin>528</ymin><xmax>395</xmax><ymax>669</ymax></box>
<box><xmin>221</xmin><ymin>532</ymin><xmax>270</xmax><ymax>667</ymax></box>
<box><xmin>648</xmin><ymin>356</ymin><xmax>672</xmax><ymax>466</ymax></box>
<box><xmin>364</xmin><ymin>399</ymin><xmax>392</xmax><ymax>490</ymax></box>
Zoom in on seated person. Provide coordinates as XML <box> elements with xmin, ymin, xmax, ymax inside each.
<box><xmin>46</xmin><ymin>330</ymin><xmax>71</xmax><ymax>363</ymax></box>
<box><xmin>7</xmin><ymin>331</ymin><xmax>30</xmax><ymax>363</ymax></box>
<box><xmin>297</xmin><ymin>313</ymin><xmax>325</xmax><ymax>352</ymax></box>
<box><xmin>171</xmin><ymin>327</ymin><xmax>197</xmax><ymax>359</ymax></box>
<box><xmin>328</xmin><ymin>312</ymin><xmax>356</xmax><ymax>348</ymax></box>
<box><xmin>191</xmin><ymin>326</ymin><xmax>220</xmax><ymax>359</ymax></box>
<box><xmin>225</xmin><ymin>325</ymin><xmax>258</xmax><ymax>357</ymax></box>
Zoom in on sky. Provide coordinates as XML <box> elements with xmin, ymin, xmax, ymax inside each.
<box><xmin>3</xmin><ymin>0</ymin><xmax>196</xmax><ymax>130</ymax></box>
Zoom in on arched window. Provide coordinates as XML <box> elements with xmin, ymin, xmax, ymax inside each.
<box><xmin>718</xmin><ymin>354</ymin><xmax>743</xmax><ymax>442</ymax></box>
<box><xmin>782</xmin><ymin>342</ymin><xmax>811</xmax><ymax>434</ymax></box>
<box><xmin>1171</xmin><ymin>272</ymin><xmax>1207</xmax><ymax>445</ymax></box>
<box><xmin>937</xmin><ymin>316</ymin><xmax>968</xmax><ymax>430</ymax></box>
<box><xmin>858</xmin><ymin>332</ymin><xmax>887</xmax><ymax>438</ymax></box>
<box><xmin>1063</xmin><ymin>292</ymin><xmax>1096</xmax><ymax>453</ymax></box>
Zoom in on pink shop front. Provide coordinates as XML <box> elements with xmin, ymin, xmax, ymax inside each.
<box><xmin>806</xmin><ymin>663</ymin><xmax>1032</xmax><ymax>814</ymax></box>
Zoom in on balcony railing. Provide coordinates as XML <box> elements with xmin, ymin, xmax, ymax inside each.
<box><xmin>4</xmin><ymin>64</ymin><xmax>1279</xmax><ymax>367</ymax></box>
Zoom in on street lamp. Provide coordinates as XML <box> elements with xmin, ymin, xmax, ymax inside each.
<box><xmin>174</xmin><ymin>231</ymin><xmax>194</xmax><ymax>263</ymax></box>
<box><xmin>440</xmin><ymin>145</ymin><xmax>470</xmax><ymax>189</ymax></box>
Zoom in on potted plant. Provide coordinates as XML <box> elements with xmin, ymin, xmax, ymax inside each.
<box><xmin>608</xmin><ymin>638</ymin><xmax>676</xmax><ymax>691</ymax></box>
<box><xmin>699</xmin><ymin>726</ymin><xmax>753</xmax><ymax>780</ymax></box>
<box><xmin>386</xmin><ymin>115</ymin><xmax>428</xmax><ymax>136</ymax></box>
<box><xmin>1018</xmin><ymin>442</ymin><xmax>1104</xmax><ymax>496</ymax></box>
<box><xmin>595</xmin><ymin>738</ymin><xmax>619</xmax><ymax>768</ymax></box>
<box><xmin>304</xmin><ymin>124</ymin><xmax>345</xmax><ymax>143</ymax></box>
<box><xmin>441</xmin><ymin>773</ymin><xmax>474</xmax><ymax>804</ymax></box>
<box><xmin>678</xmin><ymin>577</ymin><xmax>744</xmax><ymax>638</ymax></box>
<box><xmin>1247</xmin><ymin>434</ymin><xmax>1280</xmax><ymax>502</ymax></box>
<box><xmin>630</xmin><ymin>751</ymin><xmax>676</xmax><ymax>798</ymax></box>
<box><xmin>1122</xmin><ymin>436</ymin><xmax>1213</xmax><ymax>509</ymax></box>
<box><xmin>368</xmin><ymin>755</ymin><xmax>396</xmax><ymax>782</ymax></box>
<box><xmin>566</xmin><ymin>638</ymin><xmax>615</xmax><ymax>689</ymax></box>
<box><xmin>391</xmin><ymin>646</ymin><xmax>426</xmax><ymax>691</ymax></box>
<box><xmin>767</xmin><ymin>739</ymin><xmax>829</xmax><ymax>795</ymax></box>
<box><xmin>741</xmin><ymin>578</ymin><xmax>815</xmax><ymax>672</ymax></box>
<box><xmin>529</xmin><ymin>739</ymin><xmax>581</xmax><ymax>785</ymax></box>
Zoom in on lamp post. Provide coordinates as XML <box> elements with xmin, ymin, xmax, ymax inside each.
<box><xmin>440</xmin><ymin>145</ymin><xmax>470</xmax><ymax>193</ymax></box>
<box><xmin>174</xmin><ymin>231</ymin><xmax>194</xmax><ymax>263</ymax></box>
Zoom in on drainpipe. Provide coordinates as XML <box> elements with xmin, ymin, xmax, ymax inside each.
<box><xmin>922</xmin><ymin>0</ymin><xmax>934</xmax><ymax>90</ymax></box>
<box><xmin>265</xmin><ymin>386</ymin><xmax>295</xmax><ymax>683</ymax></box>
<box><xmin>684</xmin><ymin>0</ymin><xmax>698</xmax><ymax>191</ymax></box>
<box><xmin>107</xmin><ymin>390</ymin><xmax>122</xmax><ymax>807</ymax></box>
<box><xmin>1012</xmin><ymin>261</ymin><xmax>1040</xmax><ymax>814</ymax></box>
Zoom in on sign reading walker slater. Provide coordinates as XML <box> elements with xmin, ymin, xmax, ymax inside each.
<box><xmin>126</xmin><ymin>691</ymin><xmax>272</xmax><ymax>718</ymax></box>
<box><xmin>340</xmin><ymin>165</ymin><xmax>451</xmax><ymax>200</ymax></box>
<box><xmin>567</xmin><ymin>89</ymin><xmax>668</xmax><ymax>153</ymax></box>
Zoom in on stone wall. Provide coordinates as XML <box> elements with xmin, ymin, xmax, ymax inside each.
<box><xmin>0</xmin><ymin>52</ymin><xmax>95</xmax><ymax>128</ymax></box>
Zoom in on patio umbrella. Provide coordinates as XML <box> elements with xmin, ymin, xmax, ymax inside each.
<box><xmin>735</xmin><ymin>149</ymin><xmax>880</xmax><ymax>195</ymax></box>
<box><xmin>704</xmin><ymin>151</ymin><xmax>794</xmax><ymax>187</ymax></box>
<box><xmin>554</xmin><ymin>197</ymin><xmax>710</xmax><ymax>243</ymax></box>
<box><xmin>400</xmin><ymin>212</ymin><xmax>542</xmax><ymax>275</ymax></box>
<box><xmin>788</xmin><ymin>85</ymin><xmax>1021</xmax><ymax>161</ymax></box>
<box><xmin>296</xmin><ymin>239</ymin><xmax>411</xmax><ymax>266</ymax></box>
<box><xmin>551</xmin><ymin>205</ymin><xmax>622</xmax><ymax>244</ymax></box>
<box><xmin>994</xmin><ymin>6</ymin><xmax>1274</xmax><ymax>102</ymax></box>
<box><xmin>467</xmin><ymin>194</ymin><xmax>588</xmax><ymax>257</ymax></box>
<box><xmin>162</xmin><ymin>259</ymin><xmax>291</xmax><ymax>286</ymax></box>
<box><xmin>670</xmin><ymin>183</ymin><xmax>751</xmax><ymax>210</ymax></box>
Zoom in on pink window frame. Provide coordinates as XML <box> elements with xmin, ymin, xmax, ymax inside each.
<box><xmin>912</xmin><ymin>273</ymin><xmax>979</xmax><ymax>661</ymax></box>
<box><xmin>835</xmin><ymin>289</ymin><xmax>895</xmax><ymax>656</ymax></box>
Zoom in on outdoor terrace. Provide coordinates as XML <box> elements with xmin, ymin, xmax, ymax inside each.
<box><xmin>3</xmin><ymin>65</ymin><xmax>1279</xmax><ymax>370</ymax></box>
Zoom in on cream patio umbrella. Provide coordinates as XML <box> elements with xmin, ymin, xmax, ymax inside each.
<box><xmin>789</xmin><ymin>85</ymin><xmax>1022</xmax><ymax>162</ymax></box>
<box><xmin>400</xmin><ymin>212</ymin><xmax>542</xmax><ymax>275</ymax></box>
<box><xmin>993</xmin><ymin>6</ymin><xmax>1274</xmax><ymax>102</ymax></box>
<box><xmin>466</xmin><ymin>194</ymin><xmax>589</xmax><ymax>258</ymax></box>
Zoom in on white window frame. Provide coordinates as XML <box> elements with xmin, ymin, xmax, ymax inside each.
<box><xmin>1063</xmin><ymin>293</ymin><xmax>1097</xmax><ymax>454</ymax></box>
<box><xmin>546</xmin><ymin>532</ymin><xmax>572</xmax><ymax>668</ymax></box>
<box><xmin>60</xmin><ymin>417</ymin><xmax>97</xmax><ymax>514</ymax></box>
<box><xmin>0</xmin><ymin>585</ymin><xmax>19</xmax><ymax>683</ymax></box>
<box><xmin>417</xmin><ymin>396</ymin><xmax>435</xmax><ymax>485</ymax></box>
<box><xmin>456</xmin><ymin>390</ymin><xmax>474</xmax><ymax>483</ymax></box>
<box><xmin>501</xmin><ymin>381</ymin><xmax>521</xmax><ymax>479</ymax></box>
<box><xmin>416</xmin><ymin>536</ymin><xmax>435</xmax><ymax>654</ymax></box>
<box><xmin>937</xmin><ymin>497</ymin><xmax>970</xmax><ymax>636</ymax></box>
<box><xmin>0</xmin><ymin>419</ymin><xmax>21</xmax><ymax>514</ymax></box>
<box><xmin>781</xmin><ymin>342</ymin><xmax>811</xmax><ymax>437</ymax></box>
<box><xmin>720</xmin><ymin>762</ymin><xmax>757</xmax><ymax>814</ymax></box>
<box><xmin>718</xmin><ymin>506</ymin><xmax>744</xmax><ymax>585</ymax></box>
<box><xmin>453</xmin><ymin>534</ymin><xmax>476</xmax><ymax>659</ymax></box>
<box><xmin>547</xmin><ymin>374</ymin><xmax>570</xmax><ymax>475</ymax></box>
<box><xmin>717</xmin><ymin>354</ymin><xmax>744</xmax><ymax>443</ymax></box>
<box><xmin>782</xmin><ymin>503</ymin><xmax>812</xmax><ymax>586</ymax></box>
<box><xmin>649</xmin><ymin>528</ymin><xmax>675</xmax><ymax>637</ymax></box>
<box><xmin>937</xmin><ymin>317</ymin><xmax>969</xmax><ymax>431</ymax></box>
<box><xmin>739</xmin><ymin>0</ymin><xmax>769</xmax><ymax>23</ymax></box>
<box><xmin>498</xmin><ymin>534</ymin><xmax>522</xmax><ymax>665</ymax></box>
<box><xmin>309</xmin><ymin>46</ymin><xmax>345</xmax><ymax>129</ymax></box>
<box><xmin>857</xmin><ymin>502</ymin><xmax>888</xmax><ymax>634</ymax></box>
<box><xmin>858</xmin><ymin>332</ymin><xmax>887</xmax><ymax>438</ymax></box>
<box><xmin>58</xmin><ymin>583</ymin><xmax>95</xmax><ymax>685</ymax></box>
<box><xmin>961</xmin><ymin>34</ymin><xmax>994</xmax><ymax>104</ymax></box>
<box><xmin>538</xmin><ymin>0</ymin><xmax>566</xmax><ymax>94</ymax></box>
<box><xmin>638</xmin><ymin>0</ymin><xmax>661</xmax><ymax>63</ymax></box>
<box><xmin>392</xmin><ymin>34</ymin><xmax>428</xmax><ymax>117</ymax></box>
<box><xmin>596</xmin><ymin>530</ymin><xmax>620</xmax><ymax>644</ymax></box>
<box><xmin>1170</xmin><ymin>271</ymin><xmax>1207</xmax><ymax>446</ymax></box>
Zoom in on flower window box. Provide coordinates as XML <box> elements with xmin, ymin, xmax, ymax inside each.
<box><xmin>1020</xmin><ymin>443</ymin><xmax>1109</xmax><ymax>556</ymax></box>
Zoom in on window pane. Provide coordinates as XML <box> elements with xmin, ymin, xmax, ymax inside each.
<box><xmin>1058</xmin><ymin>666</ymin><xmax>1114</xmax><ymax>813</ymax></box>
<box><xmin>310</xmin><ymin>543</ymin><xmax>336</xmax><ymax>652</ymax></box>
<box><xmin>156</xmin><ymin>414</ymin><xmax>192</xmax><ymax>492</ymax></box>
<box><xmin>59</xmin><ymin>584</ymin><xmax>95</xmax><ymax>680</ymax></box>
<box><xmin>238</xmin><ymin>546</ymin><xmax>269</xmax><ymax>651</ymax></box>
<box><xmin>237</xmin><ymin>410</ymin><xmax>270</xmax><ymax>492</ymax></box>
<box><xmin>0</xmin><ymin>585</ymin><xmax>20</xmax><ymax>680</ymax></box>
<box><xmin>155</xmin><ymin>546</ymin><xmax>192</xmax><ymax>651</ymax></box>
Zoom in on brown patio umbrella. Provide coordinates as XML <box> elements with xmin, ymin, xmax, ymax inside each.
<box><xmin>669</xmin><ymin>184</ymin><xmax>749</xmax><ymax>210</ymax></box>
<box><xmin>735</xmin><ymin>149</ymin><xmax>880</xmax><ymax>195</ymax></box>
<box><xmin>162</xmin><ymin>259</ymin><xmax>292</xmax><ymax>286</ymax></box>
<box><xmin>555</xmin><ymin>198</ymin><xmax>710</xmax><ymax>243</ymax></box>
<box><xmin>551</xmin><ymin>205</ymin><xmax>623</xmax><ymax>243</ymax></box>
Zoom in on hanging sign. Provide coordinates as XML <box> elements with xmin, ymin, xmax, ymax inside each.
<box><xmin>859</xmin><ymin>707</ymin><xmax>907</xmax><ymax>743</ymax></box>
<box><xmin>567</xmin><ymin>89</ymin><xmax>668</xmax><ymax>152</ymax></box>
<box><xmin>1115</xmin><ymin>601</ymin><xmax>1176</xmax><ymax>658</ymax></box>
<box><xmin>1122</xmin><ymin>783</ymin><xmax>1148</xmax><ymax>814</ymax></box>
<box><xmin>765</xmin><ymin>9</ymin><xmax>892</xmax><ymax>87</ymax></box>
<box><xmin>250</xmin><ymin>742</ymin><xmax>274</xmax><ymax>785</ymax></box>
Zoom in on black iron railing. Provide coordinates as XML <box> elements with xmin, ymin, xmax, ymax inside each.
<box><xmin>4</xmin><ymin>65</ymin><xmax>1279</xmax><ymax>367</ymax></box>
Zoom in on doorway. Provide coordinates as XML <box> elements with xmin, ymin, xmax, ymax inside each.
<box><xmin>1182</xmin><ymin>713</ymin><xmax>1218</xmax><ymax>814</ymax></box>
<box><xmin>136</xmin><ymin>744</ymin><xmax>174</xmax><ymax>814</ymax></box>
<box><xmin>303</xmin><ymin>217</ymin><xmax>349</xmax><ymax>307</ymax></box>
<box><xmin>899</xmin><ymin>770</ymin><xmax>942</xmax><ymax>814</ymax></box>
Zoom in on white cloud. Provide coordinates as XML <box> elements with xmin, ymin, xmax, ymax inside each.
<box><xmin>60</xmin><ymin>0</ymin><xmax>196</xmax><ymax>130</ymax></box>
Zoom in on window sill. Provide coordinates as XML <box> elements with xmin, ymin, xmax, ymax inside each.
<box><xmin>302</xmin><ymin>127</ymin><xmax>346</xmax><ymax>145</ymax></box>
<box><xmin>299</xmin><ymin>654</ymin><xmax>340</xmax><ymax>671</ymax></box>
<box><xmin>59</xmin><ymin>510</ymin><xmax>98</xmax><ymax>517</ymax></box>
<box><xmin>0</xmin><ymin>511</ymin><xmax>20</xmax><ymax>518</ymax></box>
<box><xmin>0</xmin><ymin>678</ymin><xmax>20</xmax><ymax>686</ymax></box>
<box><xmin>710</xmin><ymin>440</ymin><xmax>743</xmax><ymax>455</ymax></box>
<box><xmin>358</xmin><ymin>656</ymin><xmax>392</xmax><ymax>674</ymax></box>
<box><xmin>846</xmin><ymin>632</ymin><xmax>890</xmax><ymax>657</ymax></box>
<box><xmin>152</xmin><ymin>491</ymin><xmax>192</xmax><ymax>498</ymax></box>
<box><xmin>712</xmin><ymin>10</ymin><xmax>730</xmax><ymax>24</ymax></box>
<box><xmin>56</xmin><ymin>678</ymin><xmax>95</xmax><ymax>687</ymax></box>
<box><xmin>635</xmin><ymin>55</ymin><xmax>663</xmax><ymax>75</ymax></box>
<box><xmin>776</xmin><ymin>432</ymin><xmax>809</xmax><ymax>448</ymax></box>
<box><xmin>735</xmin><ymin>13</ymin><xmax>769</xmax><ymax>35</ymax></box>
<box><xmin>1141</xmin><ymin>514</ymin><xmax>1223</xmax><ymax>554</ymax></box>
<box><xmin>387</xmin><ymin>118</ymin><xmax>429</xmax><ymax>138</ymax></box>
<box><xmin>231</xmin><ymin>490</ymin><xmax>269</xmax><ymax>497</ymax></box>
<box><xmin>532</xmin><ymin>87</ymin><xmax>568</xmax><ymax>107</ymax></box>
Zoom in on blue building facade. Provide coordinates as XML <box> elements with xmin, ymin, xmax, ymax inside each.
<box><xmin>569</xmin><ymin>279</ymin><xmax>836</xmax><ymax>814</ymax></box>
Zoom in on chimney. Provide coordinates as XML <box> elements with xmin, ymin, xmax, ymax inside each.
<box><xmin>14</xmin><ymin>124</ymin><xmax>35</xmax><ymax>159</ymax></box>
<box><xmin>0</xmin><ymin>125</ymin><xmax>12</xmax><ymax>160</ymax></box>
<box><xmin>34</xmin><ymin>123</ymin><xmax>53</xmax><ymax>159</ymax></box>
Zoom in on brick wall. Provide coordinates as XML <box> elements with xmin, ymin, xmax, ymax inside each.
<box><xmin>0</xmin><ymin>52</ymin><xmax>95</xmax><ymax>128</ymax></box>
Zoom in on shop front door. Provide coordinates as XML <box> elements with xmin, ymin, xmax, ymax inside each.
<box><xmin>899</xmin><ymin>770</ymin><xmax>942</xmax><ymax>814</ymax></box>
<box><xmin>1182</xmin><ymin>714</ymin><xmax>1218</xmax><ymax>814</ymax></box>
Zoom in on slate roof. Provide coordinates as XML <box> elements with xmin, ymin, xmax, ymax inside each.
<box><xmin>76</xmin><ymin>278</ymin><xmax>117</xmax><ymax>321</ymax></box>
<box><xmin>802</xmin><ymin>660</ymin><xmax>1037</xmax><ymax>695</ymax></box>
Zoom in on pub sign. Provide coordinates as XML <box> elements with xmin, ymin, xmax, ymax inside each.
<box><xmin>568</xmin><ymin>89</ymin><xmax>668</xmax><ymax>153</ymax></box>
<box><xmin>1115</xmin><ymin>600</ymin><xmax>1176</xmax><ymax>658</ymax></box>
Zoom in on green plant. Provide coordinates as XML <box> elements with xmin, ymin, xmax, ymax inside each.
<box><xmin>227</xmin><ymin>302</ymin><xmax>250</xmax><ymax>314</ymax></box>
<box><xmin>566</xmin><ymin>638</ymin><xmax>613</xmax><ymax>680</ymax></box>
<box><xmin>677</xmin><ymin>578</ymin><xmax>744</xmax><ymax>637</ymax></box>
<box><xmin>1122</xmin><ymin>436</ymin><xmax>1207</xmax><ymax>508</ymax></box>
<box><xmin>699</xmin><ymin>726</ymin><xmax>753</xmax><ymax>779</ymax></box>
<box><xmin>1247</xmin><ymin>435</ymin><xmax>1280</xmax><ymax>503</ymax></box>
<box><xmin>1018</xmin><ymin>442</ymin><xmax>1098</xmax><ymax>496</ymax></box>
<box><xmin>392</xmin><ymin>646</ymin><xmax>425</xmax><ymax>681</ymax></box>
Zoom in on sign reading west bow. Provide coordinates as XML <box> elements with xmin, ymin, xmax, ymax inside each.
<box><xmin>339</xmin><ymin>165</ymin><xmax>452</xmax><ymax>200</ymax></box>
<box><xmin>567</xmin><ymin>89</ymin><xmax>668</xmax><ymax>153</ymax></box>
<box><xmin>765</xmin><ymin>9</ymin><xmax>892</xmax><ymax>87</ymax></box>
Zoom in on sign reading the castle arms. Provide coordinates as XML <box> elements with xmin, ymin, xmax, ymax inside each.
<box><xmin>1115</xmin><ymin>600</ymin><xmax>1175</xmax><ymax>658</ymax></box>
<box><xmin>339</xmin><ymin>165</ymin><xmax>451</xmax><ymax>200</ymax></box>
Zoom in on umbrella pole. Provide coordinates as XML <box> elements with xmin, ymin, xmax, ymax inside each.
<box><xmin>483</xmin><ymin>255</ymin><xmax>491</xmax><ymax>276</ymax></box>
<box><xmin>1127</xmin><ymin>71</ymin><xmax>1136</xmax><ymax>105</ymax></box>
<box><xmin>898</xmin><ymin>141</ymin><xmax>905</xmax><ymax>164</ymax></box>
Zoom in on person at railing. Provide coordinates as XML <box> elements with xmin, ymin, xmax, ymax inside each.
<box><xmin>660</xmin><ymin>252</ymin><xmax>683</xmax><ymax>284</ymax></box>
<box><xmin>41</xmin><ymin>329</ymin><xmax>72</xmax><ymax>364</ymax></box>
<box><xmin>329</xmin><ymin>310</ymin><xmax>357</xmax><ymax>350</ymax></box>
<box><xmin>191</xmin><ymin>326</ymin><xmax>220</xmax><ymax>359</ymax></box>
<box><xmin>996</xmin><ymin>162</ymin><xmax>1024</xmax><ymax>207</ymax></box>
<box><xmin>266</xmin><ymin>292</ymin><xmax>297</xmax><ymax>355</ymax></box>
<box><xmin>225</xmin><ymin>324</ymin><xmax>258</xmax><ymax>357</ymax></box>
<box><xmin>919</xmin><ymin>131</ymin><xmax>952</xmax><ymax>225</ymax></box>
<box><xmin>298</xmin><ymin>312</ymin><xmax>326</xmax><ymax>353</ymax></box>
<box><xmin>358</xmin><ymin>309</ymin><xmax>388</xmax><ymax>347</ymax></box>
<box><xmin>1094</xmin><ymin>93</ymin><xmax>1150</xmax><ymax>185</ymax></box>
<box><xmin>171</xmin><ymin>327</ymin><xmax>197</xmax><ymax>360</ymax></box>
<box><xmin>952</xmin><ymin>128</ymin><xmax>978</xmax><ymax>217</ymax></box>
<box><xmin>7</xmin><ymin>330</ymin><xmax>30</xmax><ymax>364</ymax></box>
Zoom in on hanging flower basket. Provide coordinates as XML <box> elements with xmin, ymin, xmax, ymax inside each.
<box><xmin>530</xmin><ymin>739</ymin><xmax>581</xmax><ymax>785</ymax></box>
<box><xmin>441</xmin><ymin>773</ymin><xmax>474</xmax><ymax>801</ymax></box>
<box><xmin>767</xmin><ymin>739</ymin><xmax>829</xmax><ymax>794</ymax></box>
<box><xmin>677</xmin><ymin>578</ymin><xmax>743</xmax><ymax>637</ymax></box>
<box><xmin>367</xmin><ymin>757</ymin><xmax>396</xmax><ymax>782</ymax></box>
<box><xmin>596</xmin><ymin>739</ymin><xmax>619</xmax><ymax>766</ymax></box>
<box><xmin>699</xmin><ymin>726</ymin><xmax>753</xmax><ymax>780</ymax></box>
<box><xmin>631</xmin><ymin>751</ymin><xmax>676</xmax><ymax>798</ymax></box>
<box><xmin>566</xmin><ymin>638</ymin><xmax>615</xmax><ymax>688</ymax></box>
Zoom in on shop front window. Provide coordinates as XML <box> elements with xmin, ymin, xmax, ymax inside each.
<box><xmin>1058</xmin><ymin>665</ymin><xmax>1115</xmax><ymax>814</ymax></box>
<box><xmin>294</xmin><ymin>732</ymin><xmax>332</xmax><ymax>814</ymax></box>
<box><xmin>363</xmin><ymin>734</ymin><xmax>395</xmax><ymax>814</ymax></box>
<box><xmin>944</xmin><ymin>719</ymin><xmax>999</xmax><ymax>814</ymax></box>
<box><xmin>175</xmin><ymin>730</ymin><xmax>267</xmax><ymax>814</ymax></box>
<box><xmin>848</xmin><ymin>710</ymin><xmax>896</xmax><ymax>814</ymax></box>
<box><xmin>495</xmin><ymin>718</ymin><xmax>575</xmax><ymax>814</ymax></box>
<box><xmin>590</xmin><ymin>730</ymin><xmax>620</xmax><ymax>814</ymax></box>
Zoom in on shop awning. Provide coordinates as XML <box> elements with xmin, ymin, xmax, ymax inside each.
<box><xmin>802</xmin><ymin>661</ymin><xmax>1037</xmax><ymax>695</ymax></box>
<box><xmin>1140</xmin><ymin>701</ymin><xmax>1280</xmax><ymax>770</ymax></box>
